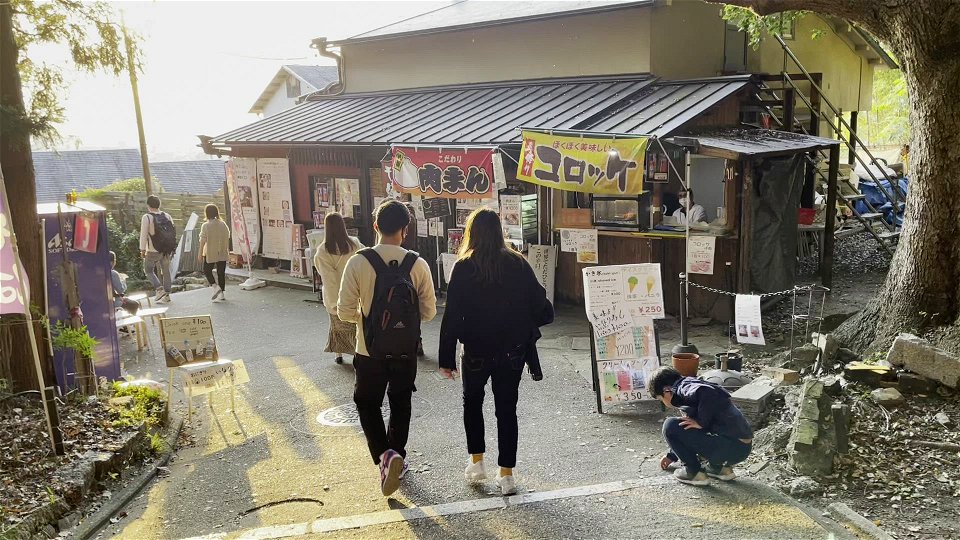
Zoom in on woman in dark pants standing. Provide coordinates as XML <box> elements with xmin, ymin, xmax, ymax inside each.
<box><xmin>197</xmin><ymin>204</ymin><xmax>230</xmax><ymax>301</ymax></box>
<box><xmin>438</xmin><ymin>208</ymin><xmax>553</xmax><ymax>495</ymax></box>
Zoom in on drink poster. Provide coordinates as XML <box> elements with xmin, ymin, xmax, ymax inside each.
<box><xmin>160</xmin><ymin>315</ymin><xmax>219</xmax><ymax>367</ymax></box>
<box><xmin>599</xmin><ymin>357</ymin><xmax>661</xmax><ymax>403</ymax></box>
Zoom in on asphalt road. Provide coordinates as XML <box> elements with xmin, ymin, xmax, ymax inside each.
<box><xmin>102</xmin><ymin>285</ymin><xmax>848</xmax><ymax>540</ymax></box>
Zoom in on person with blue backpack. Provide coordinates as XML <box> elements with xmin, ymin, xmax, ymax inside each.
<box><xmin>337</xmin><ymin>200</ymin><xmax>437</xmax><ymax>497</ymax></box>
<box><xmin>139</xmin><ymin>195</ymin><xmax>178</xmax><ymax>303</ymax></box>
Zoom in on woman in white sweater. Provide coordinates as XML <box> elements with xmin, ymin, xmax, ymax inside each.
<box><xmin>314</xmin><ymin>212</ymin><xmax>364</xmax><ymax>364</ymax></box>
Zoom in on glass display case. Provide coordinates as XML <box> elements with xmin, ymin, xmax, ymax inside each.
<box><xmin>591</xmin><ymin>194</ymin><xmax>650</xmax><ymax>231</ymax></box>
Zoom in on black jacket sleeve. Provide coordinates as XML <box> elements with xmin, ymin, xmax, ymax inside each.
<box><xmin>438</xmin><ymin>260</ymin><xmax>464</xmax><ymax>370</ymax></box>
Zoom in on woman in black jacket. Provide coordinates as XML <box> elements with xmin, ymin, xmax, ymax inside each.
<box><xmin>439</xmin><ymin>208</ymin><xmax>553</xmax><ymax>496</ymax></box>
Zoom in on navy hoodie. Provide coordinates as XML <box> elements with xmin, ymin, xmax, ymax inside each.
<box><xmin>670</xmin><ymin>377</ymin><xmax>753</xmax><ymax>440</ymax></box>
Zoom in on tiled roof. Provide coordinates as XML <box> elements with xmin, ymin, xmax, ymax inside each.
<box><xmin>32</xmin><ymin>149</ymin><xmax>143</xmax><ymax>203</ymax></box>
<box><xmin>284</xmin><ymin>65</ymin><xmax>339</xmax><ymax>92</ymax></box>
<box><xmin>150</xmin><ymin>160</ymin><xmax>225</xmax><ymax>195</ymax></box>
<box><xmin>210</xmin><ymin>74</ymin><xmax>751</xmax><ymax>147</ymax></box>
<box><xmin>32</xmin><ymin>149</ymin><xmax>225</xmax><ymax>202</ymax></box>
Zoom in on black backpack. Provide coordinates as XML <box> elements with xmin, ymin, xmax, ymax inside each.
<box><xmin>149</xmin><ymin>213</ymin><xmax>178</xmax><ymax>256</ymax></box>
<box><xmin>358</xmin><ymin>248</ymin><xmax>421</xmax><ymax>359</ymax></box>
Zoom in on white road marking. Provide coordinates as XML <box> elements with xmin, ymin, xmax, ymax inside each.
<box><xmin>182</xmin><ymin>475</ymin><xmax>675</xmax><ymax>539</ymax></box>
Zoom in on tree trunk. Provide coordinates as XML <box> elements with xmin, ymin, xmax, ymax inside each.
<box><xmin>0</xmin><ymin>4</ymin><xmax>52</xmax><ymax>391</ymax></box>
<box><xmin>835</xmin><ymin>5</ymin><xmax>960</xmax><ymax>353</ymax></box>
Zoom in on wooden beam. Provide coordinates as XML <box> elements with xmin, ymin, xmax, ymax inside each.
<box><xmin>821</xmin><ymin>144</ymin><xmax>840</xmax><ymax>288</ymax></box>
<box><xmin>737</xmin><ymin>160</ymin><xmax>752</xmax><ymax>293</ymax></box>
<box><xmin>848</xmin><ymin>111</ymin><xmax>859</xmax><ymax>165</ymax></box>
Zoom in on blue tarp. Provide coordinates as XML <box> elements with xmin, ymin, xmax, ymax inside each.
<box><xmin>855</xmin><ymin>177</ymin><xmax>908</xmax><ymax>226</ymax></box>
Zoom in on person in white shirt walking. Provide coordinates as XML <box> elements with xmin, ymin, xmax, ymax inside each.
<box><xmin>338</xmin><ymin>200</ymin><xmax>437</xmax><ymax>497</ymax></box>
<box><xmin>314</xmin><ymin>212</ymin><xmax>364</xmax><ymax>364</ymax></box>
<box><xmin>197</xmin><ymin>204</ymin><xmax>231</xmax><ymax>301</ymax></box>
<box><xmin>139</xmin><ymin>195</ymin><xmax>177</xmax><ymax>303</ymax></box>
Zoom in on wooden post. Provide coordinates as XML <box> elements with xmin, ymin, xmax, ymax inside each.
<box><xmin>783</xmin><ymin>88</ymin><xmax>796</xmax><ymax>132</ymax></box>
<box><xmin>848</xmin><ymin>111</ymin><xmax>859</xmax><ymax>165</ymax></box>
<box><xmin>822</xmin><ymin>144</ymin><xmax>840</xmax><ymax>288</ymax></box>
<box><xmin>737</xmin><ymin>160</ymin><xmax>753</xmax><ymax>293</ymax></box>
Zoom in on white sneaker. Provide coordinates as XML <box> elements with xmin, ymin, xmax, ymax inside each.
<box><xmin>156</xmin><ymin>291</ymin><xmax>171</xmax><ymax>303</ymax></box>
<box><xmin>218</xmin><ymin>289</ymin><xmax>225</xmax><ymax>301</ymax></box>
<box><xmin>464</xmin><ymin>459</ymin><xmax>487</xmax><ymax>482</ymax></box>
<box><xmin>211</xmin><ymin>286</ymin><xmax>221</xmax><ymax>300</ymax></box>
<box><xmin>497</xmin><ymin>474</ymin><xmax>517</xmax><ymax>496</ymax></box>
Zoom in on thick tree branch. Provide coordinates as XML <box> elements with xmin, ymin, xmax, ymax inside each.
<box><xmin>712</xmin><ymin>0</ymin><xmax>892</xmax><ymax>41</ymax></box>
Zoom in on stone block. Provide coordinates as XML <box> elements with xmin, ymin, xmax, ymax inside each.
<box><xmin>787</xmin><ymin>380</ymin><xmax>836</xmax><ymax>476</ymax></box>
<box><xmin>57</xmin><ymin>512</ymin><xmax>80</xmax><ymax>531</ymax></box>
<box><xmin>898</xmin><ymin>372</ymin><xmax>938</xmax><ymax>395</ymax></box>
<box><xmin>761</xmin><ymin>367</ymin><xmax>800</xmax><ymax>385</ymax></box>
<box><xmin>832</xmin><ymin>403</ymin><xmax>851</xmax><ymax>454</ymax></box>
<box><xmin>871</xmin><ymin>387</ymin><xmax>906</xmax><ymax>407</ymax></box>
<box><xmin>812</xmin><ymin>332</ymin><xmax>839</xmax><ymax>365</ymax></box>
<box><xmin>821</xmin><ymin>375</ymin><xmax>843</xmax><ymax>397</ymax></box>
<box><xmin>886</xmin><ymin>333</ymin><xmax>960</xmax><ymax>388</ymax></box>
<box><xmin>776</xmin><ymin>343</ymin><xmax>821</xmax><ymax>371</ymax></box>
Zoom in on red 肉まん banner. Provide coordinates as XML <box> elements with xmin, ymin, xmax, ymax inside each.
<box><xmin>390</xmin><ymin>146</ymin><xmax>496</xmax><ymax>199</ymax></box>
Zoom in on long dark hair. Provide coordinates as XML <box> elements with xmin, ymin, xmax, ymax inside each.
<box><xmin>458</xmin><ymin>208</ymin><xmax>524</xmax><ymax>283</ymax></box>
<box><xmin>324</xmin><ymin>212</ymin><xmax>353</xmax><ymax>255</ymax></box>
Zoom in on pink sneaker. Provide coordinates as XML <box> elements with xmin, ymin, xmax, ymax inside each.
<box><xmin>379</xmin><ymin>450</ymin><xmax>404</xmax><ymax>496</ymax></box>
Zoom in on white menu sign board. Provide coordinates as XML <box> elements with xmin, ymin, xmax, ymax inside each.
<box><xmin>688</xmin><ymin>235</ymin><xmax>716</xmax><ymax>275</ymax></box>
<box><xmin>583</xmin><ymin>263</ymin><xmax>665</xmax><ymax>319</ymax></box>
<box><xmin>526</xmin><ymin>245</ymin><xmax>557</xmax><ymax>305</ymax></box>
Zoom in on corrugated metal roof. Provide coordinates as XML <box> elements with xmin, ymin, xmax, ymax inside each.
<box><xmin>210</xmin><ymin>74</ymin><xmax>751</xmax><ymax>148</ymax></box>
<box><xmin>338</xmin><ymin>0</ymin><xmax>653</xmax><ymax>44</ymax></box>
<box><xmin>671</xmin><ymin>129</ymin><xmax>839</xmax><ymax>158</ymax></box>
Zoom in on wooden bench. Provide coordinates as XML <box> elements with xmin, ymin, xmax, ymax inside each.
<box><xmin>116</xmin><ymin>314</ymin><xmax>146</xmax><ymax>351</ymax></box>
<box><xmin>137</xmin><ymin>306</ymin><xmax>169</xmax><ymax>327</ymax></box>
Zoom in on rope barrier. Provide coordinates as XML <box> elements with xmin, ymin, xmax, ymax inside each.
<box><xmin>686</xmin><ymin>281</ymin><xmax>829</xmax><ymax>299</ymax></box>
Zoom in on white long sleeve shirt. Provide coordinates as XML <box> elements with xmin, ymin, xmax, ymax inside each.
<box><xmin>139</xmin><ymin>210</ymin><xmax>173</xmax><ymax>252</ymax></box>
<box><xmin>337</xmin><ymin>244</ymin><xmax>437</xmax><ymax>357</ymax></box>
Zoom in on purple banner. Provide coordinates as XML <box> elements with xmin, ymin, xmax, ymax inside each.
<box><xmin>0</xmin><ymin>182</ymin><xmax>28</xmax><ymax>315</ymax></box>
<box><xmin>41</xmin><ymin>205</ymin><xmax>121</xmax><ymax>389</ymax></box>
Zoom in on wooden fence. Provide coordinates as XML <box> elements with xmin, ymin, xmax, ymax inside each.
<box><xmin>85</xmin><ymin>192</ymin><xmax>224</xmax><ymax>234</ymax></box>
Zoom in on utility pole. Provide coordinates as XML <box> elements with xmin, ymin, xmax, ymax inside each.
<box><xmin>123</xmin><ymin>20</ymin><xmax>152</xmax><ymax>195</ymax></box>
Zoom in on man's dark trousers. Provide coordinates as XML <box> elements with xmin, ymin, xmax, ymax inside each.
<box><xmin>353</xmin><ymin>354</ymin><xmax>417</xmax><ymax>464</ymax></box>
<box><xmin>662</xmin><ymin>417</ymin><xmax>751</xmax><ymax>473</ymax></box>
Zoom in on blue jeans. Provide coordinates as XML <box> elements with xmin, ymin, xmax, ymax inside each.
<box><xmin>662</xmin><ymin>417</ymin><xmax>751</xmax><ymax>474</ymax></box>
<box><xmin>143</xmin><ymin>251</ymin><xmax>172</xmax><ymax>292</ymax></box>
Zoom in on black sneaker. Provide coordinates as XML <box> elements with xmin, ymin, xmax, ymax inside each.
<box><xmin>704</xmin><ymin>464</ymin><xmax>736</xmax><ymax>481</ymax></box>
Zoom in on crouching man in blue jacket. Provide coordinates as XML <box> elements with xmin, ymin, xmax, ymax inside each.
<box><xmin>649</xmin><ymin>367</ymin><xmax>753</xmax><ymax>485</ymax></box>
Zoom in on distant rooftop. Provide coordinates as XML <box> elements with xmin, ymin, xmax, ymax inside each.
<box><xmin>249</xmin><ymin>65</ymin><xmax>339</xmax><ymax>115</ymax></box>
<box><xmin>336</xmin><ymin>0</ymin><xmax>653</xmax><ymax>44</ymax></box>
<box><xmin>32</xmin><ymin>149</ymin><xmax>225</xmax><ymax>203</ymax></box>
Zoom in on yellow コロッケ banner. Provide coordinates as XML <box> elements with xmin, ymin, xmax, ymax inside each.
<box><xmin>516</xmin><ymin>131</ymin><xmax>649</xmax><ymax>195</ymax></box>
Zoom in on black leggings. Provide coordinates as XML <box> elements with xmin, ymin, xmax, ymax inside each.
<box><xmin>203</xmin><ymin>259</ymin><xmax>226</xmax><ymax>290</ymax></box>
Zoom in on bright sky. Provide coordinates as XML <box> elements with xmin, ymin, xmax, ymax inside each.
<box><xmin>31</xmin><ymin>1</ymin><xmax>443</xmax><ymax>161</ymax></box>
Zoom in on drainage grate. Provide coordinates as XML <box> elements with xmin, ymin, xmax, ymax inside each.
<box><xmin>316</xmin><ymin>402</ymin><xmax>389</xmax><ymax>427</ymax></box>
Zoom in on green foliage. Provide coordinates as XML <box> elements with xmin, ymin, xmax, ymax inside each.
<box><xmin>3</xmin><ymin>0</ymin><xmax>141</xmax><ymax>147</ymax></box>
<box><xmin>50</xmin><ymin>321</ymin><xmax>98</xmax><ymax>359</ymax></box>
<box><xmin>149</xmin><ymin>432</ymin><xmax>168</xmax><ymax>454</ymax></box>
<box><xmin>109</xmin><ymin>381</ymin><xmax>165</xmax><ymax>430</ymax></box>
<box><xmin>862</xmin><ymin>68</ymin><xmax>910</xmax><ymax>145</ymax></box>
<box><xmin>79</xmin><ymin>177</ymin><xmax>162</xmax><ymax>200</ymax></box>
<box><xmin>105</xmin><ymin>214</ymin><xmax>146</xmax><ymax>286</ymax></box>
<box><xmin>721</xmin><ymin>6</ymin><xmax>810</xmax><ymax>49</ymax></box>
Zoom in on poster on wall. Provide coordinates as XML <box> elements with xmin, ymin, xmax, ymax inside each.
<box><xmin>688</xmin><ymin>235</ymin><xmax>716</xmax><ymax>275</ymax></box>
<box><xmin>391</xmin><ymin>146</ymin><xmax>495</xmax><ymax>199</ymax></box>
<box><xmin>455</xmin><ymin>197</ymin><xmax>498</xmax><ymax>227</ymax></box>
<box><xmin>447</xmin><ymin>229</ymin><xmax>463</xmax><ymax>254</ymax></box>
<box><xmin>598</xmin><ymin>357</ymin><xmax>661</xmax><ymax>403</ymax></box>
<box><xmin>517</xmin><ymin>131</ymin><xmax>649</xmax><ymax>195</ymax></box>
<box><xmin>560</xmin><ymin>228</ymin><xmax>598</xmax><ymax>264</ymax></box>
<box><xmin>335</xmin><ymin>178</ymin><xmax>361</xmax><ymax>220</ymax></box>
<box><xmin>499</xmin><ymin>194</ymin><xmax>523</xmax><ymax>240</ymax></box>
<box><xmin>421</xmin><ymin>197</ymin><xmax>452</xmax><ymax>220</ymax></box>
<box><xmin>229</xmin><ymin>158</ymin><xmax>260</xmax><ymax>256</ymax></box>
<box><xmin>735</xmin><ymin>294</ymin><xmax>766</xmax><ymax>345</ymax></box>
<box><xmin>527</xmin><ymin>244</ymin><xmax>557</xmax><ymax>305</ymax></box>
<box><xmin>257</xmin><ymin>158</ymin><xmax>293</xmax><ymax>260</ymax></box>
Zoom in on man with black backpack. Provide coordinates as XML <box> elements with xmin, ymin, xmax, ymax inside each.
<box><xmin>139</xmin><ymin>195</ymin><xmax>178</xmax><ymax>303</ymax></box>
<box><xmin>337</xmin><ymin>200</ymin><xmax>437</xmax><ymax>497</ymax></box>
